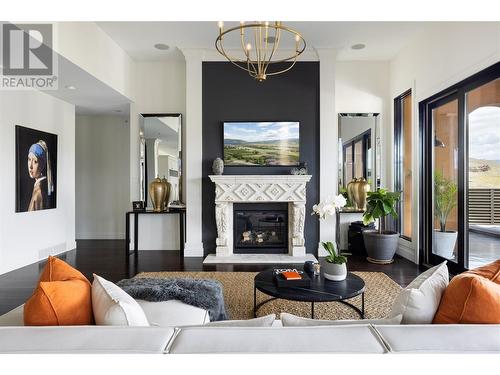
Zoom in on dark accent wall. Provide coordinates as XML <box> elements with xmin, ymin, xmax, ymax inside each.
<box><xmin>202</xmin><ymin>62</ymin><xmax>320</xmax><ymax>256</ymax></box>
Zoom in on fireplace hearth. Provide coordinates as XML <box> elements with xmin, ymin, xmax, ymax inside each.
<box><xmin>234</xmin><ymin>205</ymin><xmax>288</xmax><ymax>254</ymax></box>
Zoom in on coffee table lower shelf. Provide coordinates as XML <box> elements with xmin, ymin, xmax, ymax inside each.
<box><xmin>253</xmin><ymin>289</ymin><xmax>365</xmax><ymax>319</ymax></box>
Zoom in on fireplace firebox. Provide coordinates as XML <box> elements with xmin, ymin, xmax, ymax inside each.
<box><xmin>233</xmin><ymin>203</ymin><xmax>288</xmax><ymax>254</ymax></box>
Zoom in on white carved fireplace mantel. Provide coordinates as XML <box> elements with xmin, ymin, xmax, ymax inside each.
<box><xmin>209</xmin><ymin>175</ymin><xmax>312</xmax><ymax>258</ymax></box>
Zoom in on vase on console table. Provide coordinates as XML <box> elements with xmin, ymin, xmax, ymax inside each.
<box><xmin>149</xmin><ymin>177</ymin><xmax>167</xmax><ymax>212</ymax></box>
<box><xmin>161</xmin><ymin>176</ymin><xmax>171</xmax><ymax>211</ymax></box>
<box><xmin>353</xmin><ymin>178</ymin><xmax>370</xmax><ymax>211</ymax></box>
<box><xmin>346</xmin><ymin>178</ymin><xmax>358</xmax><ymax>209</ymax></box>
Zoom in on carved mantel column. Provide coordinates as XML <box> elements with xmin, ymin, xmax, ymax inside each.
<box><xmin>214</xmin><ymin>201</ymin><xmax>233</xmax><ymax>256</ymax></box>
<box><xmin>289</xmin><ymin>202</ymin><xmax>306</xmax><ymax>256</ymax></box>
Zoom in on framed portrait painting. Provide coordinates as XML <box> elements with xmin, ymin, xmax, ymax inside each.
<box><xmin>15</xmin><ymin>125</ymin><xmax>58</xmax><ymax>212</ymax></box>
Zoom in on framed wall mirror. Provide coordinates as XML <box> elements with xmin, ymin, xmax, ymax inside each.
<box><xmin>140</xmin><ymin>113</ymin><xmax>183</xmax><ymax>208</ymax></box>
<box><xmin>338</xmin><ymin>113</ymin><xmax>380</xmax><ymax>194</ymax></box>
<box><xmin>336</xmin><ymin>113</ymin><xmax>380</xmax><ymax>251</ymax></box>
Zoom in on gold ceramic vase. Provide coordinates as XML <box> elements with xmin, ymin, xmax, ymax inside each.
<box><xmin>161</xmin><ymin>177</ymin><xmax>171</xmax><ymax>210</ymax></box>
<box><xmin>149</xmin><ymin>177</ymin><xmax>167</xmax><ymax>212</ymax></box>
<box><xmin>346</xmin><ymin>178</ymin><xmax>358</xmax><ymax>208</ymax></box>
<box><xmin>353</xmin><ymin>178</ymin><xmax>370</xmax><ymax>210</ymax></box>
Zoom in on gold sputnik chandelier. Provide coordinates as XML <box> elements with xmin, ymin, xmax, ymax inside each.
<box><xmin>215</xmin><ymin>21</ymin><xmax>306</xmax><ymax>82</ymax></box>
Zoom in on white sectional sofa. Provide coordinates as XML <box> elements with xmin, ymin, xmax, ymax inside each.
<box><xmin>0</xmin><ymin>303</ymin><xmax>499</xmax><ymax>354</ymax></box>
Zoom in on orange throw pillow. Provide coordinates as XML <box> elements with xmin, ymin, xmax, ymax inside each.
<box><xmin>433</xmin><ymin>260</ymin><xmax>500</xmax><ymax>324</ymax></box>
<box><xmin>24</xmin><ymin>256</ymin><xmax>94</xmax><ymax>326</ymax></box>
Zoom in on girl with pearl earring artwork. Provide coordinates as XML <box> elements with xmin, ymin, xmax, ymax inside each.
<box><xmin>16</xmin><ymin>126</ymin><xmax>57</xmax><ymax>212</ymax></box>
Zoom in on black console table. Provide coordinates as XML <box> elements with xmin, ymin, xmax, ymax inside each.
<box><xmin>125</xmin><ymin>208</ymin><xmax>186</xmax><ymax>262</ymax></box>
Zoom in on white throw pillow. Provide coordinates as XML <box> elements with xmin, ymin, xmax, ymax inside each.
<box><xmin>92</xmin><ymin>274</ymin><xmax>149</xmax><ymax>326</ymax></box>
<box><xmin>203</xmin><ymin>314</ymin><xmax>276</xmax><ymax>327</ymax></box>
<box><xmin>280</xmin><ymin>313</ymin><xmax>402</xmax><ymax>327</ymax></box>
<box><xmin>388</xmin><ymin>261</ymin><xmax>449</xmax><ymax>324</ymax></box>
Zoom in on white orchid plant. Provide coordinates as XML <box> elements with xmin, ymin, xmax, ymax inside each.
<box><xmin>312</xmin><ymin>194</ymin><xmax>347</xmax><ymax>219</ymax></box>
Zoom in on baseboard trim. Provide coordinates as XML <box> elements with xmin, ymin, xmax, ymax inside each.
<box><xmin>76</xmin><ymin>233</ymin><xmax>125</xmax><ymax>240</ymax></box>
<box><xmin>397</xmin><ymin>239</ymin><xmax>417</xmax><ymax>264</ymax></box>
<box><xmin>183</xmin><ymin>242</ymin><xmax>204</xmax><ymax>257</ymax></box>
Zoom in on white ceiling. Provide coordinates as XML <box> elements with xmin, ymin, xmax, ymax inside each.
<box><xmin>97</xmin><ymin>21</ymin><xmax>432</xmax><ymax>61</ymax></box>
<box><xmin>42</xmin><ymin>54</ymin><xmax>131</xmax><ymax>116</ymax></box>
<box><xmin>28</xmin><ymin>22</ymin><xmax>434</xmax><ymax>116</ymax></box>
<box><xmin>1</xmin><ymin>21</ymin><xmax>131</xmax><ymax>116</ymax></box>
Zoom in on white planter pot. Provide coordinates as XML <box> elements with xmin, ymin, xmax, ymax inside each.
<box><xmin>321</xmin><ymin>261</ymin><xmax>347</xmax><ymax>281</ymax></box>
<box><xmin>434</xmin><ymin>230</ymin><xmax>458</xmax><ymax>259</ymax></box>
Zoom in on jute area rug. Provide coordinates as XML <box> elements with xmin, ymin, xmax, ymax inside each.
<box><xmin>135</xmin><ymin>271</ymin><xmax>401</xmax><ymax>321</ymax></box>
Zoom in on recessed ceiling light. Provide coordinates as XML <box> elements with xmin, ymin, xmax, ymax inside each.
<box><xmin>154</xmin><ymin>43</ymin><xmax>170</xmax><ymax>50</ymax></box>
<box><xmin>351</xmin><ymin>43</ymin><xmax>366</xmax><ymax>50</ymax></box>
<box><xmin>65</xmin><ymin>85</ymin><xmax>77</xmax><ymax>90</ymax></box>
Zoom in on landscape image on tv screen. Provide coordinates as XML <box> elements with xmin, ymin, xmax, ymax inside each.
<box><xmin>223</xmin><ymin>121</ymin><xmax>300</xmax><ymax>166</ymax></box>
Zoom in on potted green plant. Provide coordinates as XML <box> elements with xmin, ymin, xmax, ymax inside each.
<box><xmin>434</xmin><ymin>171</ymin><xmax>458</xmax><ymax>259</ymax></box>
<box><xmin>320</xmin><ymin>241</ymin><xmax>348</xmax><ymax>281</ymax></box>
<box><xmin>362</xmin><ymin>188</ymin><xmax>401</xmax><ymax>264</ymax></box>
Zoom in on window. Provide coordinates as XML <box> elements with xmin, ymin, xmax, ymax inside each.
<box><xmin>394</xmin><ymin>90</ymin><xmax>413</xmax><ymax>240</ymax></box>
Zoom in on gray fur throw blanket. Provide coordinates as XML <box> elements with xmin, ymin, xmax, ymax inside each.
<box><xmin>116</xmin><ymin>277</ymin><xmax>228</xmax><ymax>321</ymax></box>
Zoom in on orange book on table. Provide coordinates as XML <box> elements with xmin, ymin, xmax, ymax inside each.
<box><xmin>281</xmin><ymin>271</ymin><xmax>302</xmax><ymax>280</ymax></box>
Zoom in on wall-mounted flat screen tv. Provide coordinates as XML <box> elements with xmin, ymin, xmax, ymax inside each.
<box><xmin>223</xmin><ymin>121</ymin><xmax>300</xmax><ymax>166</ymax></box>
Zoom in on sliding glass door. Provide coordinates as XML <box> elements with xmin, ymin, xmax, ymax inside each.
<box><xmin>466</xmin><ymin>77</ymin><xmax>500</xmax><ymax>269</ymax></box>
<box><xmin>420</xmin><ymin>62</ymin><xmax>500</xmax><ymax>274</ymax></box>
<box><xmin>431</xmin><ymin>96</ymin><xmax>460</xmax><ymax>267</ymax></box>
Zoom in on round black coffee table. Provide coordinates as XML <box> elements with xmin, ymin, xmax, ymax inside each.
<box><xmin>254</xmin><ymin>269</ymin><xmax>365</xmax><ymax>319</ymax></box>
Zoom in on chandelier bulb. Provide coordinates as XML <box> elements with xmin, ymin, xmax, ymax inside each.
<box><xmin>246</xmin><ymin>43</ymin><xmax>252</xmax><ymax>51</ymax></box>
<box><xmin>295</xmin><ymin>34</ymin><xmax>300</xmax><ymax>42</ymax></box>
<box><xmin>218</xmin><ymin>21</ymin><xmax>224</xmax><ymax>31</ymax></box>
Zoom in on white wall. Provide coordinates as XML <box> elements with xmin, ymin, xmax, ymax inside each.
<box><xmin>335</xmin><ymin>61</ymin><xmax>390</xmax><ymax>188</ymax></box>
<box><xmin>75</xmin><ymin>114</ymin><xmax>130</xmax><ymax>239</ymax></box>
<box><xmin>389</xmin><ymin>22</ymin><xmax>500</xmax><ymax>263</ymax></box>
<box><xmin>130</xmin><ymin>60</ymin><xmax>186</xmax><ymax>202</ymax></box>
<box><xmin>128</xmin><ymin>60</ymin><xmax>186</xmax><ymax>251</ymax></box>
<box><xmin>55</xmin><ymin>22</ymin><xmax>135</xmax><ymax>99</ymax></box>
<box><xmin>317</xmin><ymin>49</ymin><xmax>337</xmax><ymax>256</ymax></box>
<box><xmin>0</xmin><ymin>90</ymin><xmax>75</xmax><ymax>275</ymax></box>
<box><xmin>182</xmin><ymin>49</ymin><xmax>205</xmax><ymax>256</ymax></box>
<box><xmin>391</xmin><ymin>22</ymin><xmax>500</xmax><ymax>104</ymax></box>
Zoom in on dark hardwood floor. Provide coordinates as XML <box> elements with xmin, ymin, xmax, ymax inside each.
<box><xmin>0</xmin><ymin>239</ymin><xmax>424</xmax><ymax>315</ymax></box>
